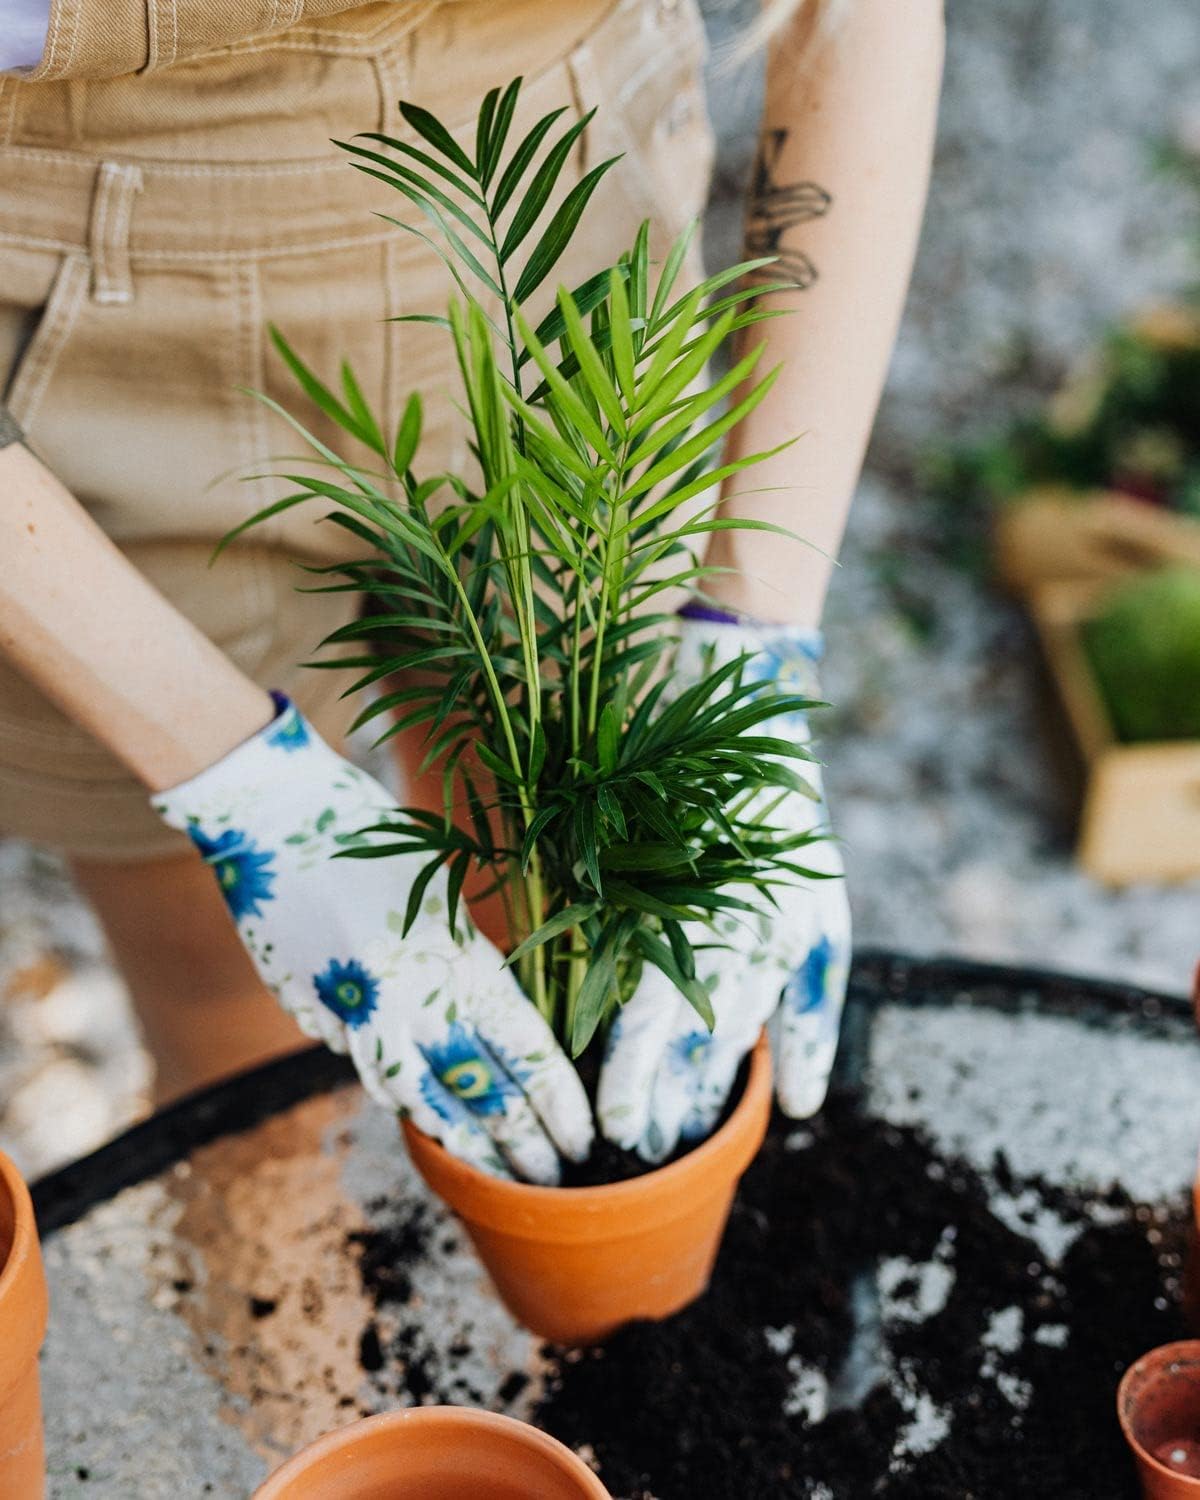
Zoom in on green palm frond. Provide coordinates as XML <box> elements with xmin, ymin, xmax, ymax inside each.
<box><xmin>229</xmin><ymin>78</ymin><xmax>820</xmax><ymax>1057</ymax></box>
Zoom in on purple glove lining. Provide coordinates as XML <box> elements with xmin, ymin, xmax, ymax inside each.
<box><xmin>677</xmin><ymin>601</ymin><xmax>743</xmax><ymax>626</ymax></box>
<box><xmin>677</xmin><ymin>603</ymin><xmax>825</xmax><ymax>662</ymax></box>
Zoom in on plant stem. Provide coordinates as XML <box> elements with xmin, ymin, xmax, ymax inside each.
<box><xmin>476</xmin><ymin>188</ymin><xmax>554</xmax><ymax>1019</ymax></box>
<box><xmin>565</xmin><ymin>942</ymin><xmax>586</xmax><ymax>1042</ymax></box>
<box><xmin>445</xmin><ymin>564</ymin><xmax>549</xmax><ymax>1013</ymax></box>
<box><xmin>586</xmin><ymin>439</ymin><xmax>631</xmax><ymax>737</ymax></box>
<box><xmin>569</xmin><ymin>573</ymin><xmax>584</xmax><ymax>758</ymax></box>
<box><xmin>522</xmin><ymin>858</ymin><xmax>551</xmax><ymax>1021</ymax></box>
<box><xmin>486</xmin><ymin>194</ymin><xmax>542</xmax><ymax>754</ymax></box>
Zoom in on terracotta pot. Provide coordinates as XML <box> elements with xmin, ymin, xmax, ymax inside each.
<box><xmin>1187</xmin><ymin>1180</ymin><xmax>1200</xmax><ymax>1333</ymax></box>
<box><xmin>253</xmin><ymin>1406</ymin><xmax>610</xmax><ymax>1499</ymax></box>
<box><xmin>0</xmin><ymin>1149</ymin><xmax>48</xmax><ymax>1500</ymax></box>
<box><xmin>1119</xmin><ymin>1341</ymin><xmax>1200</xmax><ymax>1498</ymax></box>
<box><xmin>403</xmin><ymin>1033</ymin><xmax>772</xmax><ymax>1345</ymax></box>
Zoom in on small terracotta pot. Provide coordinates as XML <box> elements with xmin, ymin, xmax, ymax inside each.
<box><xmin>253</xmin><ymin>1406</ymin><xmax>610</xmax><ymax>1499</ymax></box>
<box><xmin>1187</xmin><ymin>1181</ymin><xmax>1200</xmax><ymax>1334</ymax></box>
<box><xmin>1119</xmin><ymin>1341</ymin><xmax>1200</xmax><ymax>1498</ymax></box>
<box><xmin>403</xmin><ymin>1033</ymin><xmax>772</xmax><ymax>1345</ymax></box>
<box><xmin>0</xmin><ymin>1149</ymin><xmax>48</xmax><ymax>1500</ymax></box>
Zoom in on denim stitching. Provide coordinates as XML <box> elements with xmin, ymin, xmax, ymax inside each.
<box><xmin>236</xmin><ymin>258</ymin><xmax>277</xmax><ymax>536</ymax></box>
<box><xmin>212</xmin><ymin>0</ymin><xmax>440</xmax><ymax>53</ymax></box>
<box><xmin>40</xmin><ymin>0</ymin><xmax>66</xmax><ymax>76</ymax></box>
<box><xmin>0</xmin><ymin>148</ymin><xmax>354</xmax><ymax>176</ymax></box>
<box><xmin>89</xmin><ymin>163</ymin><xmax>143</xmax><ymax>304</ymax></box>
<box><xmin>0</xmin><ymin>229</ymin><xmax>408</xmax><ymax>261</ymax></box>
<box><xmin>4</xmin><ymin>254</ymin><xmax>89</xmax><ymax>430</ymax></box>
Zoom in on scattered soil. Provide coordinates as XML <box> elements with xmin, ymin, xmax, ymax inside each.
<box><xmin>349</xmin><ymin>1199</ymin><xmax>468</xmax><ymax>1408</ymax></box>
<box><xmin>348</xmin><ymin>1198</ymin><xmax>431</xmax><ymax>1308</ymax></box>
<box><xmin>536</xmin><ymin>1098</ymin><xmax>1190</xmax><ymax>1499</ymax></box>
<box><xmin>349</xmin><ymin>1096</ymin><xmax>1190</xmax><ymax>1498</ymax></box>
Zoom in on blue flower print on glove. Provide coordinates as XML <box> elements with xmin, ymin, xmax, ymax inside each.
<box><xmin>742</xmin><ymin>633</ymin><xmax>823</xmax><ymax>734</ymax></box>
<box><xmin>154</xmin><ymin>697</ymin><xmax>595</xmax><ymax>1183</ymax></box>
<box><xmin>420</xmin><ymin>1022</ymin><xmax>518</xmax><ymax>1120</ymax></box>
<box><xmin>313</xmin><ymin>957</ymin><xmax>381</xmax><ymax>1028</ymax></box>
<box><xmin>784</xmin><ymin>934</ymin><xmax>836</xmax><ymax>1018</ymax></box>
<box><xmin>669</xmin><ymin>1030</ymin><xmax>713</xmax><ymax>1076</ymax></box>
<box><xmin>265</xmin><ymin>696</ymin><xmax>311</xmax><ymax>753</ymax></box>
<box><xmin>187</xmin><ymin>825</ymin><xmax>276</xmax><ymax>921</ymax></box>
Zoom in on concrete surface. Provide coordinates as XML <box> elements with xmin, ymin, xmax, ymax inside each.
<box><xmin>36</xmin><ymin>961</ymin><xmax>1200</xmax><ymax>1496</ymax></box>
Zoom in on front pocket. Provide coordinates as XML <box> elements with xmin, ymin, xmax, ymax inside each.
<box><xmin>3</xmin><ymin>254</ymin><xmax>90</xmax><ymax>434</ymax></box>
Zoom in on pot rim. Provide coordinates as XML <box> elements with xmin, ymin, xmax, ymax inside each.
<box><xmin>0</xmin><ymin>1148</ymin><xmax>48</xmax><ymax>1380</ymax></box>
<box><xmin>403</xmin><ymin>1032</ymin><xmax>772</xmax><ymax>1234</ymax></box>
<box><xmin>1117</xmin><ymin>1340</ymin><xmax>1200</xmax><ymax>1485</ymax></box>
<box><xmin>253</xmin><ymin>1405</ymin><xmax>610</xmax><ymax>1498</ymax></box>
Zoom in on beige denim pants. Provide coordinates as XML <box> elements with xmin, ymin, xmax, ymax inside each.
<box><xmin>0</xmin><ymin>0</ymin><xmax>714</xmax><ymax>858</ymax></box>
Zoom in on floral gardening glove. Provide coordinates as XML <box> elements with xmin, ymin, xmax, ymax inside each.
<box><xmin>597</xmin><ymin>612</ymin><xmax>851</xmax><ymax>1162</ymax></box>
<box><xmin>153</xmin><ymin>695</ymin><xmax>593</xmax><ymax>1184</ymax></box>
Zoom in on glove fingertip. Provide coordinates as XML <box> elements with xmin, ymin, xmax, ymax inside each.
<box><xmin>513</xmin><ymin>1148</ymin><xmax>562</xmax><ymax>1187</ymax></box>
<box><xmin>776</xmin><ymin>1070</ymin><xmax>833</xmax><ymax>1121</ymax></box>
<box><xmin>597</xmin><ymin>1111</ymin><xmax>641</xmax><ymax>1154</ymax></box>
<box><xmin>544</xmin><ymin>1109</ymin><xmax>593</xmax><ymax>1165</ymax></box>
<box><xmin>636</xmin><ymin>1133</ymin><xmax>674</xmax><ymax>1167</ymax></box>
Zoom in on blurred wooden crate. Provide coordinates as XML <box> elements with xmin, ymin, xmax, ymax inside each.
<box><xmin>994</xmin><ymin>487</ymin><xmax>1200</xmax><ymax>596</ymax></box>
<box><xmin>1029</xmin><ymin>578</ymin><xmax>1200</xmax><ymax>886</ymax></box>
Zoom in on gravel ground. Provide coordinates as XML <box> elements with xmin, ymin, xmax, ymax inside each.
<box><xmin>3</xmin><ymin>0</ymin><xmax>1200</xmax><ymax>1178</ymax></box>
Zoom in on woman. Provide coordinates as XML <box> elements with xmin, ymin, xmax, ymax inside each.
<box><xmin>0</xmin><ymin>0</ymin><xmax>944</xmax><ymax>1177</ymax></box>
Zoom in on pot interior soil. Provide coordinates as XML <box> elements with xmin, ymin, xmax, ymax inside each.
<box><xmin>350</xmin><ymin>1096</ymin><xmax>1189</xmax><ymax>1498</ymax></box>
<box><xmin>560</xmin><ymin>1056</ymin><xmax>751</xmax><ymax>1188</ymax></box>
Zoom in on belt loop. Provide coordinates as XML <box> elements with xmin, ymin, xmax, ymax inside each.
<box><xmin>0</xmin><ymin>77</ymin><xmax>17</xmax><ymax>149</ymax></box>
<box><xmin>88</xmin><ymin>162</ymin><xmax>144</xmax><ymax>306</ymax></box>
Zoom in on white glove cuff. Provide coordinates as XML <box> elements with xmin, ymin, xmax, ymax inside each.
<box><xmin>675</xmin><ymin>611</ymin><xmax>824</xmax><ymax>702</ymax></box>
<box><xmin>152</xmin><ymin>694</ymin><xmax>348</xmax><ymax>839</ymax></box>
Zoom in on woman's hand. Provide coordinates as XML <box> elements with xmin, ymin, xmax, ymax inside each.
<box><xmin>596</xmin><ymin>614</ymin><xmax>850</xmax><ymax>1161</ymax></box>
<box><xmin>153</xmin><ymin>696</ymin><xmax>594</xmax><ymax>1183</ymax></box>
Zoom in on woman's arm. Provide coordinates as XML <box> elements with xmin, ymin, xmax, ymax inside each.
<box><xmin>706</xmin><ymin>0</ymin><xmax>945</xmax><ymax>627</ymax></box>
<box><xmin>0</xmin><ymin>438</ymin><xmax>273</xmax><ymax>791</ymax></box>
<box><xmin>0</xmin><ymin>433</ymin><xmax>594</xmax><ymax>1177</ymax></box>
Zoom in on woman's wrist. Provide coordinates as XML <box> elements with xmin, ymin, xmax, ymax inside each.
<box><xmin>146</xmin><ymin>677</ymin><xmax>277</xmax><ymax>794</ymax></box>
<box><xmin>696</xmin><ymin>533</ymin><xmax>827</xmax><ymax>629</ymax></box>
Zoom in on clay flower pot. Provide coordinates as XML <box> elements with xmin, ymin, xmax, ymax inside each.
<box><xmin>404</xmin><ymin>1033</ymin><xmax>772</xmax><ymax>1345</ymax></box>
<box><xmin>1119</xmin><ymin>1341</ymin><xmax>1200</xmax><ymax>1498</ymax></box>
<box><xmin>0</xmin><ymin>1149</ymin><xmax>48</xmax><ymax>1500</ymax></box>
<box><xmin>253</xmin><ymin>1406</ymin><xmax>610</xmax><ymax>1499</ymax></box>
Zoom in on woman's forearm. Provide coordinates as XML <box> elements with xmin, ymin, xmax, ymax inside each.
<box><xmin>707</xmin><ymin>0</ymin><xmax>945</xmax><ymax>627</ymax></box>
<box><xmin>0</xmin><ymin>441</ymin><xmax>273</xmax><ymax>791</ymax></box>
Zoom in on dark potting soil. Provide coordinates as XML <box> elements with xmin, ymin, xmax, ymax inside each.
<box><xmin>348</xmin><ymin>1200</ymin><xmax>461</xmax><ymax>1408</ymax></box>
<box><xmin>349</xmin><ymin>1100</ymin><xmax>1191</xmax><ymax>1498</ymax></box>
<box><xmin>560</xmin><ymin>1056</ymin><xmax>752</xmax><ymax>1188</ymax></box>
<box><xmin>538</xmin><ymin>1099</ymin><xmax>1191</xmax><ymax>1499</ymax></box>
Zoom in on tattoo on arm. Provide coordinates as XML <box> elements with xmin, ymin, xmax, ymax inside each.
<box><xmin>745</xmin><ymin>128</ymin><xmax>832</xmax><ymax>291</ymax></box>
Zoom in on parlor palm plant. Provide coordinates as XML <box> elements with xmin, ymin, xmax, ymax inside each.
<box><xmin>228</xmin><ymin>78</ymin><xmax>825</xmax><ymax>1063</ymax></box>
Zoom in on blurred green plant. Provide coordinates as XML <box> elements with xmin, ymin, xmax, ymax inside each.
<box><xmin>924</xmin><ymin>133</ymin><xmax>1200</xmax><ymax>573</ymax></box>
<box><xmin>925</xmin><ymin>311</ymin><xmax>1200</xmax><ymax>524</ymax></box>
<box><xmin>226</xmin><ymin>78</ymin><xmax>827</xmax><ymax>1058</ymax></box>
<box><xmin>1084</xmin><ymin>566</ymin><xmax>1200</xmax><ymax>743</ymax></box>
